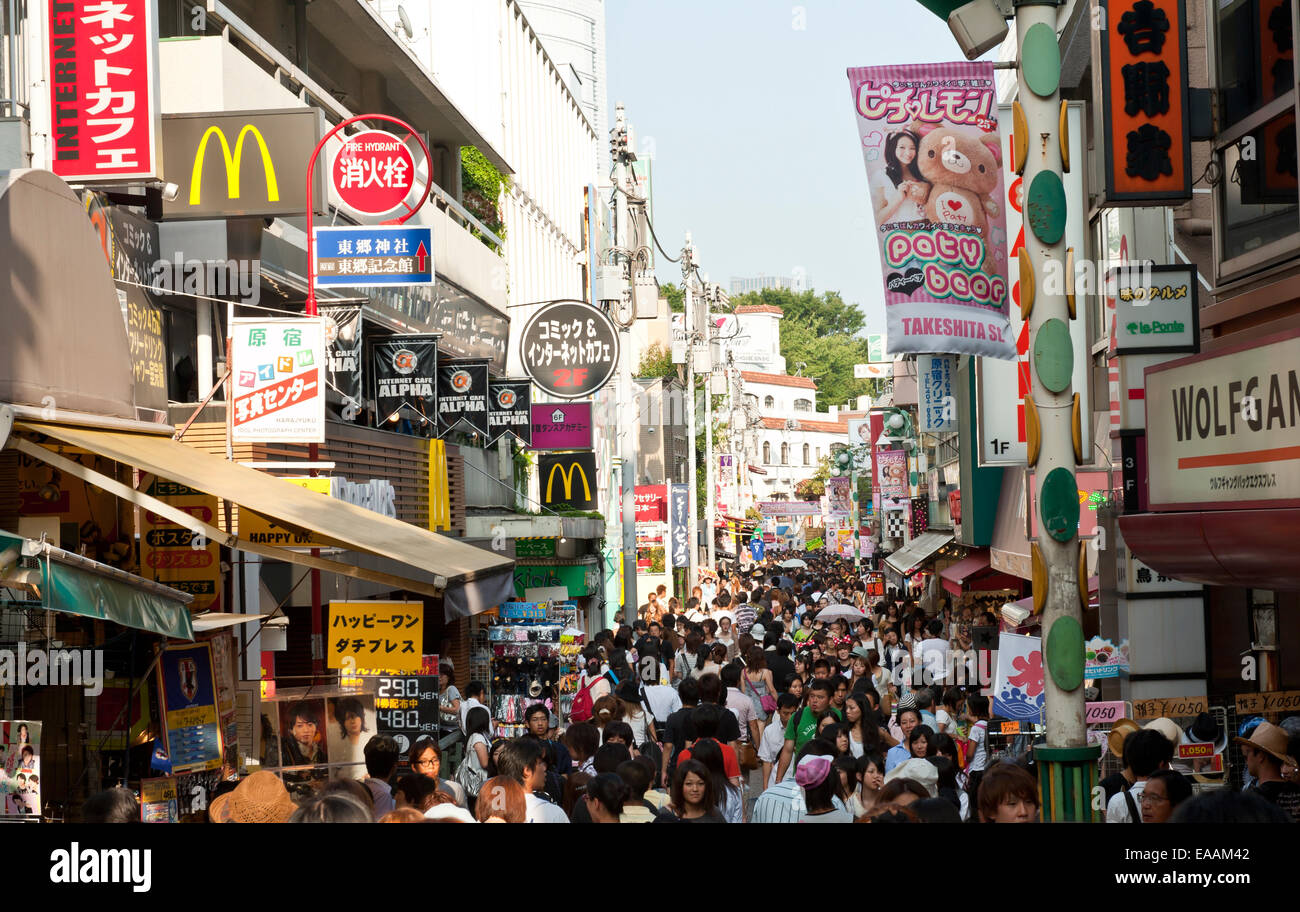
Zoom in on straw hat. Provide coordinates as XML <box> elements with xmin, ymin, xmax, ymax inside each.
<box><xmin>1233</xmin><ymin>720</ymin><xmax>1298</xmax><ymax>769</ymax></box>
<box><xmin>1143</xmin><ymin>717</ymin><xmax>1184</xmax><ymax>748</ymax></box>
<box><xmin>209</xmin><ymin>771</ymin><xmax>298</xmax><ymax>823</ymax></box>
<box><xmin>1107</xmin><ymin>718</ymin><xmax>1141</xmax><ymax>758</ymax></box>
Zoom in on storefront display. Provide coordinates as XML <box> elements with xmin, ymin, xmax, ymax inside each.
<box><xmin>480</xmin><ymin>603</ymin><xmax>582</xmax><ymax>738</ymax></box>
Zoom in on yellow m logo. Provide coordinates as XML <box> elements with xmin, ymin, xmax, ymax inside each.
<box><xmin>189</xmin><ymin>125</ymin><xmax>280</xmax><ymax>206</ymax></box>
<box><xmin>545</xmin><ymin>460</ymin><xmax>591</xmax><ymax>503</ymax></box>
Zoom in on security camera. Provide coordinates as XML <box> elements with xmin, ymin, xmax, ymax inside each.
<box><xmin>160</xmin><ymin>181</ymin><xmax>180</xmax><ymax>202</ymax></box>
<box><xmin>948</xmin><ymin>0</ymin><xmax>1009</xmax><ymax>61</ymax></box>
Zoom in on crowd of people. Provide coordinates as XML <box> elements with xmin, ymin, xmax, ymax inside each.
<box><xmin>78</xmin><ymin>552</ymin><xmax>1300</xmax><ymax>823</ymax></box>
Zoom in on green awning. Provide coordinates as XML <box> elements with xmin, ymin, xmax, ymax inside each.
<box><xmin>1</xmin><ymin>531</ymin><xmax>194</xmax><ymax>640</ymax></box>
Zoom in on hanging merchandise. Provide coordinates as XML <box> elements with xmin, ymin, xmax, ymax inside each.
<box><xmin>482</xmin><ymin>603</ymin><xmax>583</xmax><ymax>738</ymax></box>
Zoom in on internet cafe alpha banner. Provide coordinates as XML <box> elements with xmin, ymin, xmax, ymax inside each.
<box><xmin>846</xmin><ymin>62</ymin><xmax>1014</xmax><ymax>360</ymax></box>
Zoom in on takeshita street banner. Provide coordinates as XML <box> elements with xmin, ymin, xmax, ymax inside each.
<box><xmin>846</xmin><ymin>61</ymin><xmax>1015</xmax><ymax>360</ymax></box>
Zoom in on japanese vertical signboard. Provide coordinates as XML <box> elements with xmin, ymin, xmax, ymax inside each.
<box><xmin>372</xmin><ymin>335</ymin><xmax>437</xmax><ymax>425</ymax></box>
<box><xmin>828</xmin><ymin>476</ymin><xmax>852</xmax><ymax>514</ymax></box>
<box><xmin>519</xmin><ymin>301</ymin><xmax>620</xmax><ymax>399</ymax></box>
<box><xmin>1098</xmin><ymin>0</ymin><xmax>1192</xmax><ymax>205</ymax></box>
<box><xmin>157</xmin><ymin>643</ymin><xmax>223</xmax><ymax>773</ymax></box>
<box><xmin>488</xmin><ymin>378</ymin><xmax>532</xmax><ymax>445</ymax></box>
<box><xmin>979</xmin><ymin>103</ymin><xmax>1091</xmax><ymax>465</ymax></box>
<box><xmin>670</xmin><ymin>483</ymin><xmax>690</xmax><ymax>568</ymax></box>
<box><xmin>918</xmin><ymin>354</ymin><xmax>957</xmax><ymax>432</ymax></box>
<box><xmin>140</xmin><ymin>480</ymin><xmax>221</xmax><ymax>612</ymax></box>
<box><xmin>46</xmin><ymin>0</ymin><xmax>161</xmax><ymax>182</ymax></box>
<box><xmin>538</xmin><ymin>452</ymin><xmax>598</xmax><ymax>511</ymax></box>
<box><xmin>328</xmin><ymin>601</ymin><xmax>425</xmax><ymax>674</ymax></box>
<box><xmin>231</xmin><ymin>318</ymin><xmax>325</xmax><ymax>442</ymax></box>
<box><xmin>846</xmin><ymin>61</ymin><xmax>1013</xmax><ymax>359</ymax></box>
<box><xmin>436</xmin><ymin>359</ymin><xmax>490</xmax><ymax>437</ymax></box>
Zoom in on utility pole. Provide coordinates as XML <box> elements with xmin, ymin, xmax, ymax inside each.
<box><xmin>1011</xmin><ymin>0</ymin><xmax>1095</xmax><ymax>821</ymax></box>
<box><xmin>612</xmin><ymin>103</ymin><xmax>638</xmax><ymax>621</ymax></box>
<box><xmin>683</xmin><ymin>234</ymin><xmax>699</xmax><ymax>593</ymax></box>
<box><xmin>704</xmin><ymin>282</ymin><xmax>716</xmax><ymax>575</ymax></box>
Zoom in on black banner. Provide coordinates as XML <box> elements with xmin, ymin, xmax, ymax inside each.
<box><xmin>489</xmin><ymin>378</ymin><xmax>532</xmax><ymax>445</ymax></box>
<box><xmin>322</xmin><ymin>305</ymin><xmax>363</xmax><ymax>421</ymax></box>
<box><xmin>436</xmin><ymin>359</ymin><xmax>490</xmax><ymax>438</ymax></box>
<box><xmin>371</xmin><ymin>335</ymin><xmax>437</xmax><ymax>427</ymax></box>
<box><xmin>538</xmin><ymin>451</ymin><xmax>598</xmax><ymax>511</ymax></box>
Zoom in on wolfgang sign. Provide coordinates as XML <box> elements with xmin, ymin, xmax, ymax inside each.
<box><xmin>160</xmin><ymin>108</ymin><xmax>324</xmax><ymax>219</ymax></box>
<box><xmin>1146</xmin><ymin>329</ymin><xmax>1300</xmax><ymax>510</ymax></box>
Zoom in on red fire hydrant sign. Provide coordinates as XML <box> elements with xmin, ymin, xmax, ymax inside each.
<box><xmin>331</xmin><ymin>129</ymin><xmax>416</xmax><ymax>216</ymax></box>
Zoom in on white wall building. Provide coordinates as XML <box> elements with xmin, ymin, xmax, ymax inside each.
<box><xmin>517</xmin><ymin>0</ymin><xmax>610</xmax><ymax>176</ymax></box>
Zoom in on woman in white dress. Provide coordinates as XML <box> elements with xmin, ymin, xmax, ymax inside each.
<box><xmin>871</xmin><ymin>130</ymin><xmax>931</xmax><ymax>226</ymax></box>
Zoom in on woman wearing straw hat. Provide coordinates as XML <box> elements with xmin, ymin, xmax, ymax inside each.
<box><xmin>1234</xmin><ymin>721</ymin><xmax>1300</xmax><ymax>822</ymax></box>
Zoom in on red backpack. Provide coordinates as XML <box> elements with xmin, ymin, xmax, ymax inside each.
<box><xmin>569</xmin><ymin>673</ymin><xmax>606</xmax><ymax>723</ymax></box>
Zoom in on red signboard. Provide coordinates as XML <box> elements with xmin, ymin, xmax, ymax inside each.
<box><xmin>47</xmin><ymin>0</ymin><xmax>160</xmax><ymax>182</ymax></box>
<box><xmin>1098</xmin><ymin>0</ymin><xmax>1191</xmax><ymax>205</ymax></box>
<box><xmin>332</xmin><ymin>129</ymin><xmax>416</xmax><ymax>216</ymax></box>
<box><xmin>634</xmin><ymin>485</ymin><xmax>667</xmax><ymax>523</ymax></box>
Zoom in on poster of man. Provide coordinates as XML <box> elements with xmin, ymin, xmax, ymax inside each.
<box><xmin>326</xmin><ymin>695</ymin><xmax>377</xmax><ymax>780</ymax></box>
<box><xmin>279</xmin><ymin>699</ymin><xmax>329</xmax><ymax>768</ymax></box>
<box><xmin>0</xmin><ymin>720</ymin><xmax>41</xmax><ymax>816</ymax></box>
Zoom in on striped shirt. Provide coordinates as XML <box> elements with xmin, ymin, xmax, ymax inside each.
<box><xmin>751</xmin><ymin>779</ymin><xmax>849</xmax><ymax>824</ymax></box>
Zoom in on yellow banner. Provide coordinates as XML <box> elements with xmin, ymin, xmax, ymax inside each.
<box><xmin>238</xmin><ymin>477</ymin><xmax>331</xmax><ymax>546</ymax></box>
<box><xmin>328</xmin><ymin>601</ymin><xmax>424</xmax><ymax>673</ymax></box>
<box><xmin>428</xmin><ymin>439</ymin><xmax>451</xmax><ymax>531</ymax></box>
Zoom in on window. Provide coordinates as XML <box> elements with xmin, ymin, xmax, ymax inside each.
<box><xmin>802</xmin><ymin>443</ymin><xmax>810</xmax><ymax>465</ymax></box>
<box><xmin>763</xmin><ymin>441</ymin><xmax>771</xmax><ymax>464</ymax></box>
<box><xmin>764</xmin><ymin>395</ymin><xmax>775</xmax><ymax>409</ymax></box>
<box><xmin>794</xmin><ymin>398</ymin><xmax>812</xmax><ymax>412</ymax></box>
<box><xmin>1211</xmin><ymin>0</ymin><xmax>1300</xmax><ymax>279</ymax></box>
<box><xmin>816</xmin><ymin>447</ymin><xmax>822</xmax><ymax>461</ymax></box>
<box><xmin>780</xmin><ymin>443</ymin><xmax>789</xmax><ymax>465</ymax></box>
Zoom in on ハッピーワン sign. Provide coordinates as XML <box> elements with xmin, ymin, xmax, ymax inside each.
<box><xmin>1146</xmin><ymin>329</ymin><xmax>1300</xmax><ymax>510</ymax></box>
<box><xmin>846</xmin><ymin>61</ymin><xmax>1014</xmax><ymax>360</ymax></box>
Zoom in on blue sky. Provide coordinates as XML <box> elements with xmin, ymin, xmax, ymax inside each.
<box><xmin>606</xmin><ymin>0</ymin><xmax>960</xmax><ymax>333</ymax></box>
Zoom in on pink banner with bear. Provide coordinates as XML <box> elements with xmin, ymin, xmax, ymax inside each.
<box><xmin>847</xmin><ymin>61</ymin><xmax>1015</xmax><ymax>360</ymax></box>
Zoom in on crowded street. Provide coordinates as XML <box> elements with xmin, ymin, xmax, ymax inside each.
<box><xmin>1</xmin><ymin>2</ymin><xmax>1298</xmax><ymax>893</ymax></box>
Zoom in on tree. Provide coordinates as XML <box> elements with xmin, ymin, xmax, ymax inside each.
<box><xmin>660</xmin><ymin>282</ymin><xmax>685</xmax><ymax>313</ymax></box>
<box><xmin>637</xmin><ymin>342</ymin><xmax>679</xmax><ymax>382</ymax></box>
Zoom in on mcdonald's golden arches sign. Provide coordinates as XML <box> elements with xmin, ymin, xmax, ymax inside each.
<box><xmin>160</xmin><ymin>109</ymin><xmax>325</xmax><ymax>219</ymax></box>
<box><xmin>538</xmin><ymin>451</ymin><xmax>598</xmax><ymax>511</ymax></box>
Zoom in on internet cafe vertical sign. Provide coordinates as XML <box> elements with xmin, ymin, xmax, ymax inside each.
<box><xmin>846</xmin><ymin>61</ymin><xmax>1013</xmax><ymax>360</ymax></box>
<box><xmin>232</xmin><ymin>318</ymin><xmax>326</xmax><ymax>443</ymax></box>
<box><xmin>46</xmin><ymin>0</ymin><xmax>162</xmax><ymax>182</ymax></box>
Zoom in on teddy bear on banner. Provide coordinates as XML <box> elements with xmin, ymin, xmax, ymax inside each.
<box><xmin>910</xmin><ymin>119</ymin><xmax>1002</xmax><ymax>268</ymax></box>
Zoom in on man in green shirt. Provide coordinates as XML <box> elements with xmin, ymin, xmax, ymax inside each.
<box><xmin>774</xmin><ymin>679</ymin><xmax>842</xmax><ymax>782</ymax></box>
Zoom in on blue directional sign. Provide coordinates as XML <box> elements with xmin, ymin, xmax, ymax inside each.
<box><xmin>313</xmin><ymin>225</ymin><xmax>434</xmax><ymax>286</ymax></box>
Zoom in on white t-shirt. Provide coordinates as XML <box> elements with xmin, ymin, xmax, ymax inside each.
<box><xmin>1106</xmin><ymin>780</ymin><xmax>1145</xmax><ymax>823</ymax></box>
<box><xmin>643</xmin><ymin>684</ymin><xmax>682</xmax><ymax>725</ymax></box>
<box><xmin>525</xmin><ymin>791</ymin><xmax>571</xmax><ymax>823</ymax></box>
<box><xmin>967</xmin><ymin>720</ymin><xmax>989</xmax><ymax>772</ymax></box>
<box><xmin>919</xmin><ymin>637</ymin><xmax>951</xmax><ymax>685</ymax></box>
<box><xmin>626</xmin><ymin>708</ymin><xmax>651</xmax><ymax>745</ymax></box>
<box><xmin>460</xmin><ymin>696</ymin><xmax>486</xmax><ymax>733</ymax></box>
<box><xmin>759</xmin><ymin>718</ymin><xmax>792</xmax><ymax>788</ymax></box>
<box><xmin>870</xmin><ymin>169</ymin><xmax>928</xmax><ymax>224</ymax></box>
<box><xmin>934</xmin><ymin>707</ymin><xmax>955</xmax><ymax>735</ymax></box>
